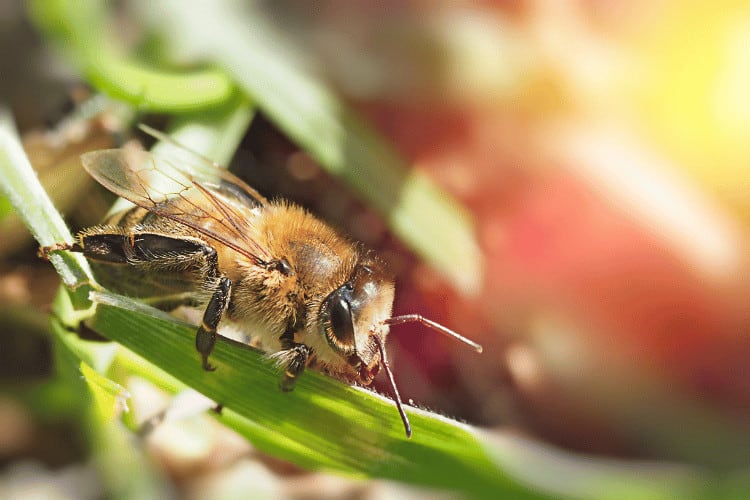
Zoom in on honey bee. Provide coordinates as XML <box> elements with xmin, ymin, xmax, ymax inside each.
<box><xmin>40</xmin><ymin>126</ymin><xmax>482</xmax><ymax>437</ymax></box>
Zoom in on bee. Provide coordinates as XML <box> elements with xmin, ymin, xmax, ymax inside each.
<box><xmin>40</xmin><ymin>126</ymin><xmax>482</xmax><ymax>437</ymax></box>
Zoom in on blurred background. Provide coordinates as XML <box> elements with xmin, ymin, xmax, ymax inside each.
<box><xmin>2</xmin><ymin>0</ymin><xmax>750</xmax><ymax>498</ymax></box>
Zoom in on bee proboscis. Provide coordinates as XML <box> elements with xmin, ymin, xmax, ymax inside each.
<box><xmin>40</xmin><ymin>126</ymin><xmax>482</xmax><ymax>437</ymax></box>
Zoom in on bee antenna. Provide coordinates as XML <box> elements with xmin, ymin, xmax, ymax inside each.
<box><xmin>382</xmin><ymin>314</ymin><xmax>483</xmax><ymax>353</ymax></box>
<box><xmin>373</xmin><ymin>335</ymin><xmax>412</xmax><ymax>438</ymax></box>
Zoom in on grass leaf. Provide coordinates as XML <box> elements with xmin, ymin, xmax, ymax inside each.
<box><xmin>27</xmin><ymin>0</ymin><xmax>237</xmax><ymax>113</ymax></box>
<box><xmin>0</xmin><ymin>108</ymin><xmax>92</xmax><ymax>291</ymax></box>
<box><xmin>88</xmin><ymin>290</ymin><xmax>546</xmax><ymax>499</ymax></box>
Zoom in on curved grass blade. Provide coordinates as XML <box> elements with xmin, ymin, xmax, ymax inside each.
<box><xmin>28</xmin><ymin>0</ymin><xmax>237</xmax><ymax>113</ymax></box>
<box><xmin>89</xmin><ymin>290</ymin><xmax>546</xmax><ymax>499</ymax></box>
<box><xmin>90</xmin><ymin>291</ymin><xmax>722</xmax><ymax>499</ymax></box>
<box><xmin>0</xmin><ymin>108</ymin><xmax>92</xmax><ymax>292</ymax></box>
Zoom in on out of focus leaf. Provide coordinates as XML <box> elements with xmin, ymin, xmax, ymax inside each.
<box><xmin>137</xmin><ymin>0</ymin><xmax>483</xmax><ymax>295</ymax></box>
<box><xmin>28</xmin><ymin>0</ymin><xmax>236</xmax><ymax>113</ymax></box>
<box><xmin>79</xmin><ymin>361</ymin><xmax>131</xmax><ymax>422</ymax></box>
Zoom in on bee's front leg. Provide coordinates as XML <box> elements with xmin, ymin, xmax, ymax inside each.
<box><xmin>196</xmin><ymin>276</ymin><xmax>231</xmax><ymax>371</ymax></box>
<box><xmin>277</xmin><ymin>328</ymin><xmax>312</xmax><ymax>392</ymax></box>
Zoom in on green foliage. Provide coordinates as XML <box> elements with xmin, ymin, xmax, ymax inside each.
<box><xmin>88</xmin><ymin>291</ymin><xmax>544</xmax><ymax>498</ymax></box>
<box><xmin>28</xmin><ymin>0</ymin><xmax>237</xmax><ymax>112</ymax></box>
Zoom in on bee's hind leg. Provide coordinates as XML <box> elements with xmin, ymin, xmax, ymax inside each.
<box><xmin>40</xmin><ymin>226</ymin><xmax>234</xmax><ymax>372</ymax></box>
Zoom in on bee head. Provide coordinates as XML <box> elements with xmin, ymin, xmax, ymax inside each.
<box><xmin>318</xmin><ymin>254</ymin><xmax>394</xmax><ymax>385</ymax></box>
<box><xmin>317</xmin><ymin>252</ymin><xmax>482</xmax><ymax>439</ymax></box>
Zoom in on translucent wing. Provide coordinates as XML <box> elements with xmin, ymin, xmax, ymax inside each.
<box><xmin>81</xmin><ymin>147</ymin><xmax>272</xmax><ymax>266</ymax></box>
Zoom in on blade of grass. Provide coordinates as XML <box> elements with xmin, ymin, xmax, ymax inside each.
<box><xmin>88</xmin><ymin>289</ymin><xmax>547</xmax><ymax>499</ymax></box>
<box><xmin>481</xmin><ymin>431</ymin><xmax>717</xmax><ymax>500</ymax></box>
<box><xmin>27</xmin><ymin>0</ymin><xmax>237</xmax><ymax>113</ymax></box>
<box><xmin>0</xmin><ymin>108</ymin><xmax>92</xmax><ymax>293</ymax></box>
<box><xmin>0</xmin><ymin>195</ymin><xmax>13</xmax><ymax>219</ymax></box>
<box><xmin>114</xmin><ymin>347</ymin><xmax>344</xmax><ymax>474</ymax></box>
<box><xmin>135</xmin><ymin>0</ymin><xmax>482</xmax><ymax>295</ymax></box>
<box><xmin>88</xmin><ymin>291</ymin><xmax>722</xmax><ymax>499</ymax></box>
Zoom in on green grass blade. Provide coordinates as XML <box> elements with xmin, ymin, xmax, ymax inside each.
<box><xmin>89</xmin><ymin>292</ymin><xmax>721</xmax><ymax>499</ymax></box>
<box><xmin>27</xmin><ymin>0</ymin><xmax>236</xmax><ymax>113</ymax></box>
<box><xmin>88</xmin><ymin>290</ymin><xmax>547</xmax><ymax>499</ymax></box>
<box><xmin>481</xmin><ymin>431</ymin><xmax>717</xmax><ymax>500</ymax></box>
<box><xmin>0</xmin><ymin>108</ymin><xmax>92</xmax><ymax>290</ymax></box>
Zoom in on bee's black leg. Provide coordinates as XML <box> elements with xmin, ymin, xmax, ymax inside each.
<box><xmin>42</xmin><ymin>226</ymin><xmax>233</xmax><ymax>372</ymax></box>
<box><xmin>278</xmin><ymin>328</ymin><xmax>311</xmax><ymax>392</ymax></box>
<box><xmin>196</xmin><ymin>276</ymin><xmax>231</xmax><ymax>372</ymax></box>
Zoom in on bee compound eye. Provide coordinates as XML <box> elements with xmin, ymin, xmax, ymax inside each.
<box><xmin>322</xmin><ymin>286</ymin><xmax>355</xmax><ymax>350</ymax></box>
<box><xmin>329</xmin><ymin>294</ymin><xmax>355</xmax><ymax>344</ymax></box>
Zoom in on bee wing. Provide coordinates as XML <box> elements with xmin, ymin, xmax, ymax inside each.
<box><xmin>81</xmin><ymin>147</ymin><xmax>273</xmax><ymax>266</ymax></box>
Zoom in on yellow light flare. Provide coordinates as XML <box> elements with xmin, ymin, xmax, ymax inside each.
<box><xmin>629</xmin><ymin>2</ymin><xmax>750</xmax><ymax>219</ymax></box>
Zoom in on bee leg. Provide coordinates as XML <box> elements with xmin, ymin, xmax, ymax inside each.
<box><xmin>196</xmin><ymin>276</ymin><xmax>232</xmax><ymax>372</ymax></box>
<box><xmin>45</xmin><ymin>226</ymin><xmax>236</xmax><ymax>371</ymax></box>
<box><xmin>279</xmin><ymin>345</ymin><xmax>311</xmax><ymax>392</ymax></box>
<box><xmin>278</xmin><ymin>328</ymin><xmax>312</xmax><ymax>392</ymax></box>
<box><xmin>59</xmin><ymin>227</ymin><xmax>231</xmax><ymax>371</ymax></box>
<box><xmin>49</xmin><ymin>230</ymin><xmax>132</xmax><ymax>263</ymax></box>
<box><xmin>38</xmin><ymin>241</ymin><xmax>81</xmax><ymax>260</ymax></box>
